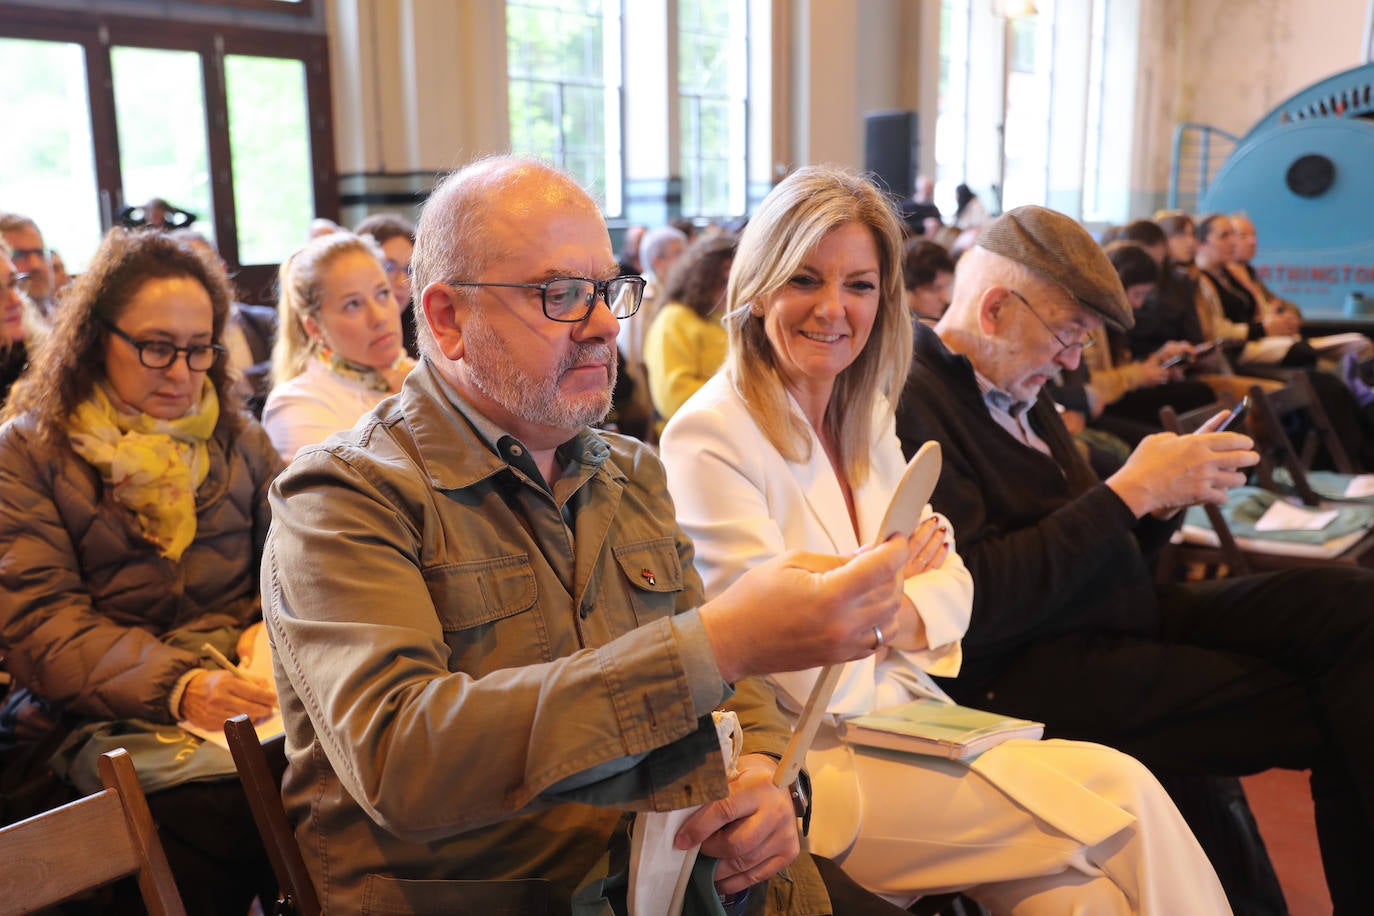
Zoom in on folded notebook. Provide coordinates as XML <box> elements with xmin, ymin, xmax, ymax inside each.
<box><xmin>840</xmin><ymin>699</ymin><xmax>1044</xmax><ymax>762</ymax></box>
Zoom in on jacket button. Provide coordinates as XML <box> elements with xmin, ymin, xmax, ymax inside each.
<box><xmin>579</xmin><ymin>600</ymin><xmax>592</xmax><ymax>619</ymax></box>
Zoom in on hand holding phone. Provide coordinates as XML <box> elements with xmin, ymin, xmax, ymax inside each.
<box><xmin>1211</xmin><ymin>396</ymin><xmax>1250</xmax><ymax>434</ymax></box>
<box><xmin>1162</xmin><ymin>339</ymin><xmax>1223</xmax><ymax>371</ymax></box>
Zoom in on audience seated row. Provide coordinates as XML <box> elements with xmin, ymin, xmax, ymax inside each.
<box><xmin>3</xmin><ymin>174</ymin><xmax>1374</xmax><ymax>915</ymax></box>
<box><xmin>0</xmin><ymin>230</ymin><xmax>280</xmax><ymax>913</ymax></box>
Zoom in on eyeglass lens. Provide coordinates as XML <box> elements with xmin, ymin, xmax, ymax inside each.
<box><xmin>544</xmin><ymin>276</ymin><xmax>643</xmax><ymax>321</ymax></box>
<box><xmin>137</xmin><ymin>340</ymin><xmax>221</xmax><ymax>371</ymax></box>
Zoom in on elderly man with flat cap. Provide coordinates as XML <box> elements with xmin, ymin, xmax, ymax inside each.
<box><xmin>895</xmin><ymin>205</ymin><xmax>1374</xmax><ymax>912</ymax></box>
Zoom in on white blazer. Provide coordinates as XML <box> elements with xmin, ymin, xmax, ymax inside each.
<box><xmin>663</xmin><ymin>374</ymin><xmax>1168</xmax><ymax>865</ymax></box>
<box><xmin>662</xmin><ymin>373</ymin><xmax>972</xmax><ymax>715</ymax></box>
<box><xmin>662</xmin><ymin>373</ymin><xmax>978</xmax><ymax>852</ymax></box>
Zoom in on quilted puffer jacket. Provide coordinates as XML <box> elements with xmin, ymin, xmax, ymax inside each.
<box><xmin>0</xmin><ymin>413</ymin><xmax>283</xmax><ymax>725</ymax></box>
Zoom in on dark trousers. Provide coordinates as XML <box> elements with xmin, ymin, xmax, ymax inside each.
<box><xmin>943</xmin><ymin>566</ymin><xmax>1374</xmax><ymax>914</ymax></box>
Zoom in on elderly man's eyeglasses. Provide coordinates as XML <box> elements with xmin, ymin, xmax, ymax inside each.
<box><xmin>9</xmin><ymin>247</ymin><xmax>49</xmax><ymax>263</ymax></box>
<box><xmin>0</xmin><ymin>273</ymin><xmax>29</xmax><ymax>297</ymax></box>
<box><xmin>448</xmin><ymin>275</ymin><xmax>646</xmax><ymax>323</ymax></box>
<box><xmin>101</xmin><ymin>319</ymin><xmax>227</xmax><ymax>371</ymax></box>
<box><xmin>1007</xmin><ymin>289</ymin><xmax>1096</xmax><ymax>355</ymax></box>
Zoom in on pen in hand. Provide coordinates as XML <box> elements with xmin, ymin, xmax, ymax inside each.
<box><xmin>201</xmin><ymin>642</ymin><xmax>252</xmax><ymax>681</ymax></box>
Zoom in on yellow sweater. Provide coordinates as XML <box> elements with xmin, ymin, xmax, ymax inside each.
<box><xmin>643</xmin><ymin>302</ymin><xmax>728</xmax><ymax>423</ymax></box>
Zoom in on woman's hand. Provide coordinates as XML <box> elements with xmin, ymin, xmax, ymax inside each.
<box><xmin>235</xmin><ymin>621</ymin><xmax>265</xmax><ymax>669</ymax></box>
<box><xmin>1146</xmin><ymin>341</ymin><xmax>1193</xmax><ymax>384</ymax></box>
<box><xmin>902</xmin><ymin>516</ymin><xmax>949</xmax><ymax>581</ymax></box>
<box><xmin>1262</xmin><ymin>308</ymin><xmax>1301</xmax><ymax>338</ymax></box>
<box><xmin>178</xmin><ymin>670</ymin><xmax>277</xmax><ymax>731</ymax></box>
<box><xmin>880</xmin><ymin>516</ymin><xmax>949</xmax><ymax>652</ymax></box>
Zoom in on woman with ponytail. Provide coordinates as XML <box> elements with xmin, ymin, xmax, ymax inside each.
<box><xmin>263</xmin><ymin>232</ymin><xmax>415</xmax><ymax>460</ymax></box>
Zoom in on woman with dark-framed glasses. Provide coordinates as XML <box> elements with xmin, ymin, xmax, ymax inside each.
<box><xmin>263</xmin><ymin>231</ymin><xmax>416</xmax><ymax>461</ymax></box>
<box><xmin>0</xmin><ymin>228</ymin><xmax>282</xmax><ymax>913</ymax></box>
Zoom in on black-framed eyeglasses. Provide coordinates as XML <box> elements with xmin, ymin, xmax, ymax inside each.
<box><xmin>447</xmin><ymin>275</ymin><xmax>646</xmax><ymax>323</ymax></box>
<box><xmin>0</xmin><ymin>273</ymin><xmax>29</xmax><ymax>297</ymax></box>
<box><xmin>101</xmin><ymin>319</ymin><xmax>226</xmax><ymax>371</ymax></box>
<box><xmin>1007</xmin><ymin>289</ymin><xmax>1096</xmax><ymax>355</ymax></box>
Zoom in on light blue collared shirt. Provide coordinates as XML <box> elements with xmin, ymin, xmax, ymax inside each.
<box><xmin>974</xmin><ymin>370</ymin><xmax>1052</xmax><ymax>457</ymax></box>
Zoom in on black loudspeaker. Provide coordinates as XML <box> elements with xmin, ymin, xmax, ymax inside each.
<box><xmin>865</xmin><ymin>110</ymin><xmax>919</xmax><ymax>201</ymax></box>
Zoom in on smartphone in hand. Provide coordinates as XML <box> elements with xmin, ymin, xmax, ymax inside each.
<box><xmin>1214</xmin><ymin>396</ymin><xmax>1250</xmax><ymax>433</ymax></box>
<box><xmin>1162</xmin><ymin>339</ymin><xmax>1223</xmax><ymax>371</ymax></box>
<box><xmin>1194</xmin><ymin>338</ymin><xmax>1222</xmax><ymax>358</ymax></box>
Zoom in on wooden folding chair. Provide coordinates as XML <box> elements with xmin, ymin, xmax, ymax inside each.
<box><xmin>224</xmin><ymin>715</ymin><xmax>321</xmax><ymax>916</ymax></box>
<box><xmin>1248</xmin><ymin>376</ymin><xmax>1359</xmax><ymax>503</ymax></box>
<box><xmin>1158</xmin><ymin>399</ymin><xmax>1374</xmax><ymax>579</ymax></box>
<box><xmin>0</xmin><ymin>748</ymin><xmax>185</xmax><ymax>915</ymax></box>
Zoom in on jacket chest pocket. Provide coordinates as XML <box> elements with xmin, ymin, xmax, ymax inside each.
<box><xmin>425</xmin><ymin>554</ymin><xmax>550</xmax><ymax>670</ymax></box>
<box><xmin>611</xmin><ymin>537</ymin><xmax>684</xmax><ymax>626</ymax></box>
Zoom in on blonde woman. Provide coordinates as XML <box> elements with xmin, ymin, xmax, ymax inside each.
<box><xmin>262</xmin><ymin>232</ymin><xmax>415</xmax><ymax>460</ymax></box>
<box><xmin>661</xmin><ymin>166</ymin><xmax>1228</xmax><ymax>914</ymax></box>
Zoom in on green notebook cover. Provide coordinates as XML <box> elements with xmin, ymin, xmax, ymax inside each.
<box><xmin>841</xmin><ymin>699</ymin><xmax>1044</xmax><ymax>761</ymax></box>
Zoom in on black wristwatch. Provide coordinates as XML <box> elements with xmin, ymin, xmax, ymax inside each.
<box><xmin>788</xmin><ymin>771</ymin><xmax>812</xmax><ymax>836</ymax></box>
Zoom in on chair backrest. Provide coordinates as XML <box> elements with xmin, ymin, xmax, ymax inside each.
<box><xmin>1158</xmin><ymin>399</ymin><xmax>1235</xmax><ymax>436</ymax></box>
<box><xmin>224</xmin><ymin>715</ymin><xmax>321</xmax><ymax>916</ymax></box>
<box><xmin>0</xmin><ymin>748</ymin><xmax>186</xmax><ymax>915</ymax></box>
<box><xmin>1249</xmin><ymin>376</ymin><xmax>1356</xmax><ymax>505</ymax></box>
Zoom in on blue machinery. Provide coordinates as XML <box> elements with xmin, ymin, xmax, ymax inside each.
<box><xmin>1176</xmin><ymin>62</ymin><xmax>1374</xmax><ymax>317</ymax></box>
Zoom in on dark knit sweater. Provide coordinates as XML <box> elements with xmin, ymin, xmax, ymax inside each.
<box><xmin>895</xmin><ymin>323</ymin><xmax>1176</xmax><ymax>687</ymax></box>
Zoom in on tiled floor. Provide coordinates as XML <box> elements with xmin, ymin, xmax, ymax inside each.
<box><xmin>1242</xmin><ymin>769</ymin><xmax>1330</xmax><ymax>915</ymax></box>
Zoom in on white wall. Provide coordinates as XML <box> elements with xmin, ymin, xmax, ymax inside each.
<box><xmin>1135</xmin><ymin>0</ymin><xmax>1370</xmax><ymax>213</ymax></box>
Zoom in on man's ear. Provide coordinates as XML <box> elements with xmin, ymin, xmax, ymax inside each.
<box><xmin>976</xmin><ymin>286</ymin><xmax>1013</xmax><ymax>337</ymax></box>
<box><xmin>421</xmin><ymin>283</ymin><xmax>468</xmax><ymax>360</ymax></box>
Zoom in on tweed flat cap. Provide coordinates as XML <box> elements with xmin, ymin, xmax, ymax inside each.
<box><xmin>977</xmin><ymin>205</ymin><xmax>1134</xmax><ymax>330</ymax></box>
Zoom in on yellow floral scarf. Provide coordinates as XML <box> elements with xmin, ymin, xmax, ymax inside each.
<box><xmin>67</xmin><ymin>380</ymin><xmax>219</xmax><ymax>562</ymax></box>
<box><xmin>325</xmin><ymin>350</ymin><xmax>396</xmax><ymax>393</ymax></box>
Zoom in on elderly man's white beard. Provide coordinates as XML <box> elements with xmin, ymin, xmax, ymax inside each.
<box><xmin>463</xmin><ymin>308</ymin><xmax>617</xmax><ymax>431</ymax></box>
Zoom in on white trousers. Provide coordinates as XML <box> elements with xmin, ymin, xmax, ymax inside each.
<box><xmin>817</xmin><ymin>737</ymin><xmax>1231</xmax><ymax>915</ymax></box>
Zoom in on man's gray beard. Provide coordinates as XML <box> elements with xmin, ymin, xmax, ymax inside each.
<box><xmin>464</xmin><ymin>309</ymin><xmax>616</xmax><ymax>431</ymax></box>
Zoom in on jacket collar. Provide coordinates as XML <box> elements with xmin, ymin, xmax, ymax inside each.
<box><xmin>396</xmin><ymin>358</ymin><xmax>620</xmax><ymax>493</ymax></box>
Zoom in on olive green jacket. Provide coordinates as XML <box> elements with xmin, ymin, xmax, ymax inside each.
<box><xmin>266</xmin><ymin>360</ymin><xmax>827</xmax><ymax>914</ymax></box>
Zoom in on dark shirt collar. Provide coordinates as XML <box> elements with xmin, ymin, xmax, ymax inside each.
<box><xmin>401</xmin><ymin>358</ymin><xmax>614</xmax><ymax>493</ymax></box>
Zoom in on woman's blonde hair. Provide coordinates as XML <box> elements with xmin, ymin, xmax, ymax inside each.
<box><xmin>272</xmin><ymin>232</ymin><xmax>385</xmax><ymax>384</ymax></box>
<box><xmin>724</xmin><ymin>165</ymin><xmax>911</xmax><ymax>484</ymax></box>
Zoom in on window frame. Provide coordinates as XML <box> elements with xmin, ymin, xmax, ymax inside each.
<box><xmin>677</xmin><ymin>0</ymin><xmax>751</xmax><ymax>219</ymax></box>
<box><xmin>0</xmin><ymin>3</ymin><xmax>336</xmax><ymax>300</ymax></box>
<box><xmin>506</xmin><ymin>0</ymin><xmax>626</xmax><ymax>216</ymax></box>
